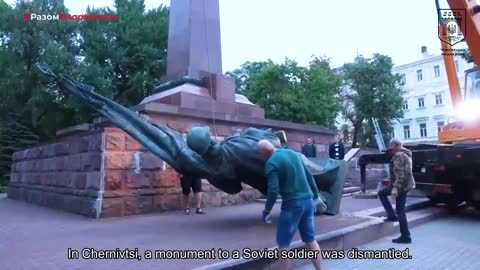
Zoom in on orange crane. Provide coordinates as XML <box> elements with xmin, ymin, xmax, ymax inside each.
<box><xmin>437</xmin><ymin>0</ymin><xmax>480</xmax><ymax>143</ymax></box>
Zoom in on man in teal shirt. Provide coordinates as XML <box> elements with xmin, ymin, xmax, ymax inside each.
<box><xmin>258</xmin><ymin>140</ymin><xmax>323</xmax><ymax>270</ymax></box>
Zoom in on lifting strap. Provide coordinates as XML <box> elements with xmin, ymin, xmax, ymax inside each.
<box><xmin>201</xmin><ymin>0</ymin><xmax>218</xmax><ymax>138</ymax></box>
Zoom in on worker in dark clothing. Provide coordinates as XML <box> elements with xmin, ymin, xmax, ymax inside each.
<box><xmin>180</xmin><ymin>174</ymin><xmax>205</xmax><ymax>215</ymax></box>
<box><xmin>301</xmin><ymin>138</ymin><xmax>317</xmax><ymax>157</ymax></box>
<box><xmin>378</xmin><ymin>138</ymin><xmax>416</xmax><ymax>244</ymax></box>
<box><xmin>329</xmin><ymin>134</ymin><xmax>345</xmax><ymax>160</ymax></box>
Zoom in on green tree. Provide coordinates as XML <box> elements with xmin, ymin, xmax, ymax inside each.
<box><xmin>462</xmin><ymin>49</ymin><xmax>474</xmax><ymax>64</ymax></box>
<box><xmin>341</xmin><ymin>54</ymin><xmax>404</xmax><ymax>148</ymax></box>
<box><xmin>0</xmin><ymin>0</ymin><xmax>170</xmax><ymax>186</ymax></box>
<box><xmin>0</xmin><ymin>112</ymin><xmax>39</xmax><ymax>186</ymax></box>
<box><xmin>226</xmin><ymin>60</ymin><xmax>274</xmax><ymax>95</ymax></box>
<box><xmin>246</xmin><ymin>56</ymin><xmax>342</xmax><ymax>128</ymax></box>
<box><xmin>360</xmin><ymin>119</ymin><xmax>395</xmax><ymax>148</ymax></box>
<box><xmin>339</xmin><ymin>123</ymin><xmax>351</xmax><ymax>144</ymax></box>
<box><xmin>79</xmin><ymin>0</ymin><xmax>169</xmax><ymax>106</ymax></box>
<box><xmin>0</xmin><ymin>0</ymin><xmax>79</xmax><ymax>139</ymax></box>
<box><xmin>0</xmin><ymin>0</ymin><xmax>80</xmax><ymax>186</ymax></box>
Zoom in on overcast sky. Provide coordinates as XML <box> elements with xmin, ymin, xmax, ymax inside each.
<box><xmin>6</xmin><ymin>0</ymin><xmax>468</xmax><ymax>72</ymax></box>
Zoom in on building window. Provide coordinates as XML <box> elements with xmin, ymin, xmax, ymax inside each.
<box><xmin>400</xmin><ymin>73</ymin><xmax>406</xmax><ymax>84</ymax></box>
<box><xmin>437</xmin><ymin>121</ymin><xmax>444</xmax><ymax>133</ymax></box>
<box><xmin>434</xmin><ymin>65</ymin><xmax>440</xmax><ymax>78</ymax></box>
<box><xmin>402</xmin><ymin>100</ymin><xmax>409</xmax><ymax>110</ymax></box>
<box><xmin>418</xmin><ymin>97</ymin><xmax>425</xmax><ymax>108</ymax></box>
<box><xmin>417</xmin><ymin>69</ymin><xmax>423</xmax><ymax>81</ymax></box>
<box><xmin>403</xmin><ymin>125</ymin><xmax>410</xmax><ymax>139</ymax></box>
<box><xmin>455</xmin><ymin>60</ymin><xmax>459</xmax><ymax>71</ymax></box>
<box><xmin>420</xmin><ymin>123</ymin><xmax>427</xmax><ymax>137</ymax></box>
<box><xmin>435</xmin><ymin>94</ymin><xmax>443</xmax><ymax>105</ymax></box>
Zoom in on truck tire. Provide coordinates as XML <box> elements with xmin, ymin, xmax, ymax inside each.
<box><xmin>467</xmin><ymin>200</ymin><xmax>480</xmax><ymax>210</ymax></box>
<box><xmin>427</xmin><ymin>195</ymin><xmax>463</xmax><ymax>211</ymax></box>
<box><xmin>427</xmin><ymin>196</ymin><xmax>440</xmax><ymax>204</ymax></box>
<box><xmin>446</xmin><ymin>199</ymin><xmax>463</xmax><ymax>213</ymax></box>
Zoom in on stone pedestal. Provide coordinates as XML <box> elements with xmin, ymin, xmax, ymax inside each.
<box><xmin>7</xmin><ymin>126</ymin><xmax>263</xmax><ymax>218</ymax></box>
<box><xmin>7</xmin><ymin>131</ymin><xmax>104</xmax><ymax>217</ymax></box>
<box><xmin>99</xmin><ymin>128</ymin><xmax>262</xmax><ymax>218</ymax></box>
<box><xmin>140</xmin><ymin>79</ymin><xmax>265</xmax><ymax>119</ymax></box>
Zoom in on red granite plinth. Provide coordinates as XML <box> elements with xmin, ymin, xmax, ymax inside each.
<box><xmin>141</xmin><ymin>73</ymin><xmax>265</xmax><ymax>119</ymax></box>
<box><xmin>7</xmin><ymin>130</ymin><xmax>103</xmax><ymax>217</ymax></box>
<box><xmin>6</xmin><ymin>126</ymin><xmax>265</xmax><ymax>218</ymax></box>
<box><xmin>99</xmin><ymin>128</ymin><xmax>262</xmax><ymax>218</ymax></box>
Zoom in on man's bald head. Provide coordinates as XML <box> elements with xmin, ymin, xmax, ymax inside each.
<box><xmin>258</xmin><ymin>139</ymin><xmax>276</xmax><ymax>158</ymax></box>
<box><xmin>388</xmin><ymin>138</ymin><xmax>403</xmax><ymax>153</ymax></box>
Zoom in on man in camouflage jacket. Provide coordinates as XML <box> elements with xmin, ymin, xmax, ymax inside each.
<box><xmin>378</xmin><ymin>138</ymin><xmax>416</xmax><ymax>244</ymax></box>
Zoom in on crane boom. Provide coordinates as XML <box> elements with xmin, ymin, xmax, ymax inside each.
<box><xmin>439</xmin><ymin>26</ymin><xmax>463</xmax><ymax>108</ymax></box>
<box><xmin>446</xmin><ymin>0</ymin><xmax>480</xmax><ymax>66</ymax></box>
<box><xmin>435</xmin><ymin>0</ymin><xmax>480</xmax><ymax>144</ymax></box>
<box><xmin>437</xmin><ymin>0</ymin><xmax>480</xmax><ymax>109</ymax></box>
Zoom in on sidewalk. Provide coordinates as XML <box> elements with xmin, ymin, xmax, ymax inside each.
<box><xmin>0</xmin><ymin>194</ymin><xmax>419</xmax><ymax>270</ymax></box>
<box><xmin>296</xmin><ymin>208</ymin><xmax>480</xmax><ymax>270</ymax></box>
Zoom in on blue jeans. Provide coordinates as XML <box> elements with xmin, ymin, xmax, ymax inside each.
<box><xmin>277</xmin><ymin>198</ymin><xmax>316</xmax><ymax>248</ymax></box>
<box><xmin>378</xmin><ymin>186</ymin><xmax>411</xmax><ymax>239</ymax></box>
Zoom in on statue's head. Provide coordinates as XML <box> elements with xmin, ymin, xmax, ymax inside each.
<box><xmin>186</xmin><ymin>126</ymin><xmax>221</xmax><ymax>158</ymax></box>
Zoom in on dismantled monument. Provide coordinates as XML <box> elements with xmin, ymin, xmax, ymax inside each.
<box><xmin>35</xmin><ymin>64</ymin><xmax>346</xmax><ymax>215</ymax></box>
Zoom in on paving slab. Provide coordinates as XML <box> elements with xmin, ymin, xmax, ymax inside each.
<box><xmin>296</xmin><ymin>208</ymin><xmax>480</xmax><ymax>270</ymax></box>
<box><xmin>0</xmin><ymin>194</ymin><xmax>423</xmax><ymax>270</ymax></box>
<box><xmin>339</xmin><ymin>194</ymin><xmax>418</xmax><ymax>213</ymax></box>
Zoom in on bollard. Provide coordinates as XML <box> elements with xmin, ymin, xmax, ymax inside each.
<box><xmin>360</xmin><ymin>164</ymin><xmax>366</xmax><ymax>193</ymax></box>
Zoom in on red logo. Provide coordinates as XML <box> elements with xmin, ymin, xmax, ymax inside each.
<box><xmin>23</xmin><ymin>13</ymin><xmax>30</xmax><ymax>20</ymax></box>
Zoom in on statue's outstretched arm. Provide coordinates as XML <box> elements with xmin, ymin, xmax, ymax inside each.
<box><xmin>35</xmin><ymin>63</ymin><xmax>211</xmax><ymax>176</ymax></box>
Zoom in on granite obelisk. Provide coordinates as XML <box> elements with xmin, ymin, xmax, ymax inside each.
<box><xmin>141</xmin><ymin>0</ymin><xmax>265</xmax><ymax>118</ymax></box>
<box><xmin>166</xmin><ymin>0</ymin><xmax>223</xmax><ymax>80</ymax></box>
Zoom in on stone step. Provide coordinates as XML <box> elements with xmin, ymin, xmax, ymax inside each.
<box><xmin>343</xmin><ymin>186</ymin><xmax>361</xmax><ymax>194</ymax></box>
<box><xmin>194</xmin><ymin>199</ymin><xmax>445</xmax><ymax>270</ymax></box>
<box><xmin>343</xmin><ymin>181</ymin><xmax>353</xmax><ymax>188</ymax></box>
<box><xmin>255</xmin><ymin>185</ymin><xmax>361</xmax><ymax>201</ymax></box>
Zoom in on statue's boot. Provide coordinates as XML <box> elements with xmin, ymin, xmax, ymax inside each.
<box><xmin>309</xmin><ymin>159</ymin><xmax>347</xmax><ymax>215</ymax></box>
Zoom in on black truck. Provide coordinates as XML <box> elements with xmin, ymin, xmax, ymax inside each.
<box><xmin>358</xmin><ymin>143</ymin><xmax>480</xmax><ymax>210</ymax></box>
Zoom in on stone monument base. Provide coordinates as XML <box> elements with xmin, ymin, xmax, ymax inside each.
<box><xmin>7</xmin><ymin>127</ymin><xmax>262</xmax><ymax>218</ymax></box>
<box><xmin>141</xmin><ymin>81</ymin><xmax>265</xmax><ymax>119</ymax></box>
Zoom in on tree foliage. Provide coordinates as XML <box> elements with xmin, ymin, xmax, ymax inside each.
<box><xmin>79</xmin><ymin>0</ymin><xmax>169</xmax><ymax>106</ymax></box>
<box><xmin>235</xmin><ymin>57</ymin><xmax>342</xmax><ymax>128</ymax></box>
<box><xmin>462</xmin><ymin>49</ymin><xmax>474</xmax><ymax>64</ymax></box>
<box><xmin>226</xmin><ymin>60</ymin><xmax>274</xmax><ymax>95</ymax></box>
<box><xmin>341</xmin><ymin>54</ymin><xmax>404</xmax><ymax>148</ymax></box>
<box><xmin>0</xmin><ymin>0</ymin><xmax>79</xmax><ymax>139</ymax></box>
<box><xmin>0</xmin><ymin>0</ymin><xmax>169</xmax><ymax>186</ymax></box>
<box><xmin>0</xmin><ymin>111</ymin><xmax>39</xmax><ymax>186</ymax></box>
